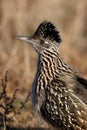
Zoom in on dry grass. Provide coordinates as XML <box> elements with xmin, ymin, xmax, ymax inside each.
<box><xmin>0</xmin><ymin>0</ymin><xmax>87</xmax><ymax>129</ymax></box>
<box><xmin>0</xmin><ymin>72</ymin><xmax>49</xmax><ymax>130</ymax></box>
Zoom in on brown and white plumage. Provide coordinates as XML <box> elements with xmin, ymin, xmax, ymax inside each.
<box><xmin>16</xmin><ymin>21</ymin><xmax>87</xmax><ymax>130</ymax></box>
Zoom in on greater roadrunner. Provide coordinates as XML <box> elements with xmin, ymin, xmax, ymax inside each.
<box><xmin>16</xmin><ymin>21</ymin><xmax>87</xmax><ymax>130</ymax></box>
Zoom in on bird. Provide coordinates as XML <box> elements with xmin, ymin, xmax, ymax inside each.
<box><xmin>16</xmin><ymin>21</ymin><xmax>87</xmax><ymax>130</ymax></box>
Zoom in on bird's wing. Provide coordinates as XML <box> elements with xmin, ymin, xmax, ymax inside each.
<box><xmin>40</xmin><ymin>77</ymin><xmax>87</xmax><ymax>129</ymax></box>
<box><xmin>59</xmin><ymin>73</ymin><xmax>87</xmax><ymax>105</ymax></box>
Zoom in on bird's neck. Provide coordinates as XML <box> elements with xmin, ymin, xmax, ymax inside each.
<box><xmin>39</xmin><ymin>48</ymin><xmax>73</xmax><ymax>78</ymax></box>
<box><xmin>39</xmin><ymin>48</ymin><xmax>58</xmax><ymax>80</ymax></box>
<box><xmin>33</xmin><ymin>48</ymin><xmax>73</xmax><ymax>99</ymax></box>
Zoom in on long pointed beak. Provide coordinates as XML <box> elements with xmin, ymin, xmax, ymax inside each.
<box><xmin>15</xmin><ymin>36</ymin><xmax>31</xmax><ymax>43</ymax></box>
<box><xmin>15</xmin><ymin>35</ymin><xmax>39</xmax><ymax>53</ymax></box>
<box><xmin>15</xmin><ymin>35</ymin><xmax>37</xmax><ymax>46</ymax></box>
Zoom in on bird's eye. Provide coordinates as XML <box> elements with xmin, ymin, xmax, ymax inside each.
<box><xmin>40</xmin><ymin>40</ymin><xmax>48</xmax><ymax>45</ymax></box>
<box><xmin>40</xmin><ymin>40</ymin><xmax>49</xmax><ymax>48</ymax></box>
<box><xmin>44</xmin><ymin>41</ymin><xmax>48</xmax><ymax>44</ymax></box>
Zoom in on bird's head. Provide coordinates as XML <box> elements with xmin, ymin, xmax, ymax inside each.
<box><xmin>16</xmin><ymin>21</ymin><xmax>62</xmax><ymax>53</ymax></box>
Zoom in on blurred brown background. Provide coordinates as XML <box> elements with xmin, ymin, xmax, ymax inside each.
<box><xmin>0</xmin><ymin>0</ymin><xmax>87</xmax><ymax>129</ymax></box>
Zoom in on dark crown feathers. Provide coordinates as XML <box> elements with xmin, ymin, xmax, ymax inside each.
<box><xmin>33</xmin><ymin>21</ymin><xmax>62</xmax><ymax>43</ymax></box>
